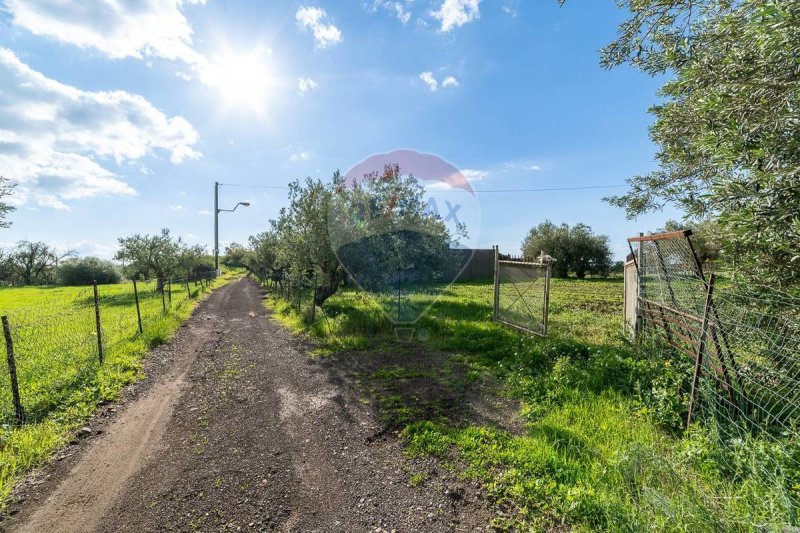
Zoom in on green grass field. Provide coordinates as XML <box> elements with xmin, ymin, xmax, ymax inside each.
<box><xmin>267</xmin><ymin>277</ymin><xmax>800</xmax><ymax>531</ymax></box>
<box><xmin>0</xmin><ymin>271</ymin><xmax>241</xmax><ymax>505</ymax></box>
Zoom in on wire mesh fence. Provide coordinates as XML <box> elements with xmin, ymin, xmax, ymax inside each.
<box><xmin>493</xmin><ymin>247</ymin><xmax>553</xmax><ymax>337</ymax></box>
<box><xmin>629</xmin><ymin>230</ymin><xmax>800</xmax><ymax>514</ymax></box>
<box><xmin>0</xmin><ymin>272</ymin><xmax>217</xmax><ymax>424</ymax></box>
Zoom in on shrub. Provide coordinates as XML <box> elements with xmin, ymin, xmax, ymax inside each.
<box><xmin>56</xmin><ymin>257</ymin><xmax>121</xmax><ymax>286</ymax></box>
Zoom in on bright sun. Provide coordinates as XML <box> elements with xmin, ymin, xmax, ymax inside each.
<box><xmin>201</xmin><ymin>46</ymin><xmax>273</xmax><ymax>114</ymax></box>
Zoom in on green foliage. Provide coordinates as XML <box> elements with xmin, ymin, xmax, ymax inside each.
<box><xmin>2</xmin><ymin>241</ymin><xmax>74</xmax><ymax>286</ymax></box>
<box><xmin>115</xmin><ymin>228</ymin><xmax>181</xmax><ymax>280</ymax></box>
<box><xmin>178</xmin><ymin>244</ymin><xmax>214</xmax><ymax>277</ymax></box>
<box><xmin>245</xmin><ymin>231</ymin><xmax>280</xmax><ymax>281</ymax></box>
<box><xmin>115</xmin><ymin>228</ymin><xmax>209</xmax><ymax>282</ymax></box>
<box><xmin>223</xmin><ymin>242</ymin><xmax>249</xmax><ymax>267</ymax></box>
<box><xmin>521</xmin><ymin>220</ymin><xmax>612</xmax><ymax>278</ymax></box>
<box><xmin>272</xmin><ymin>175</ymin><xmax>345</xmax><ymax>306</ymax></box>
<box><xmin>0</xmin><ymin>177</ymin><xmax>14</xmax><ymax>229</ymax></box>
<box><xmin>258</xmin><ymin>165</ymin><xmax>457</xmax><ymax>307</ymax></box>
<box><xmin>600</xmin><ymin>0</ymin><xmax>800</xmax><ymax>286</ymax></box>
<box><xmin>56</xmin><ymin>256</ymin><xmax>121</xmax><ymax>286</ymax></box>
<box><xmin>330</xmin><ymin>163</ymin><xmax>460</xmax><ymax>292</ymax></box>
<box><xmin>659</xmin><ymin>218</ymin><xmax>722</xmax><ymax>264</ymax></box>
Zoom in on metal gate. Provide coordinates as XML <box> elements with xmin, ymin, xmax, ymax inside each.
<box><xmin>492</xmin><ymin>246</ymin><xmax>553</xmax><ymax>336</ymax></box>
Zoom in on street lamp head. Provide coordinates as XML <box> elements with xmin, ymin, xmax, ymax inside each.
<box><xmin>240</xmin><ymin>202</ymin><xmax>250</xmax><ymax>207</ymax></box>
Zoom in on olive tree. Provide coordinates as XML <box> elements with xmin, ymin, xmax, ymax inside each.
<box><xmin>329</xmin><ymin>164</ymin><xmax>459</xmax><ymax>295</ymax></box>
<box><xmin>115</xmin><ymin>229</ymin><xmax>182</xmax><ymax>289</ymax></box>
<box><xmin>262</xmin><ymin>165</ymin><xmax>458</xmax><ymax>307</ymax></box>
<box><xmin>593</xmin><ymin>0</ymin><xmax>800</xmax><ymax>286</ymax></box>
<box><xmin>521</xmin><ymin>221</ymin><xmax>611</xmax><ymax>278</ymax></box>
<box><xmin>272</xmin><ymin>176</ymin><xmax>346</xmax><ymax>306</ymax></box>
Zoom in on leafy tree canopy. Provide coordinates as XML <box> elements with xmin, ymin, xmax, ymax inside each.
<box><xmin>3</xmin><ymin>241</ymin><xmax>74</xmax><ymax>285</ymax></box>
<box><xmin>223</xmin><ymin>242</ymin><xmax>249</xmax><ymax>267</ymax></box>
<box><xmin>254</xmin><ymin>165</ymin><xmax>458</xmax><ymax>307</ymax></box>
<box><xmin>0</xmin><ymin>177</ymin><xmax>13</xmax><ymax>229</ymax></box>
<box><xmin>596</xmin><ymin>0</ymin><xmax>800</xmax><ymax>285</ymax></box>
<box><xmin>521</xmin><ymin>221</ymin><xmax>612</xmax><ymax>278</ymax></box>
<box><xmin>57</xmin><ymin>257</ymin><xmax>121</xmax><ymax>286</ymax></box>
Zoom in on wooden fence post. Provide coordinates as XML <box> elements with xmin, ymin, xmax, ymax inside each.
<box><xmin>161</xmin><ymin>279</ymin><xmax>166</xmax><ymax>313</ymax></box>
<box><xmin>2</xmin><ymin>316</ymin><xmax>24</xmax><ymax>422</ymax></box>
<box><xmin>133</xmin><ymin>280</ymin><xmax>143</xmax><ymax>333</ymax></box>
<box><xmin>93</xmin><ymin>281</ymin><xmax>104</xmax><ymax>363</ymax></box>
<box><xmin>167</xmin><ymin>278</ymin><xmax>172</xmax><ymax>306</ymax></box>
<box><xmin>687</xmin><ymin>273</ymin><xmax>716</xmax><ymax>428</ymax></box>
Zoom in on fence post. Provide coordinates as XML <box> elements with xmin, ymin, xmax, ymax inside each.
<box><xmin>133</xmin><ymin>280</ymin><xmax>143</xmax><ymax>333</ymax></box>
<box><xmin>93</xmin><ymin>281</ymin><xmax>104</xmax><ymax>363</ymax></box>
<box><xmin>2</xmin><ymin>316</ymin><xmax>24</xmax><ymax>422</ymax></box>
<box><xmin>161</xmin><ymin>279</ymin><xmax>166</xmax><ymax>313</ymax></box>
<box><xmin>492</xmin><ymin>245</ymin><xmax>500</xmax><ymax>322</ymax></box>
<box><xmin>311</xmin><ymin>271</ymin><xmax>317</xmax><ymax>322</ymax></box>
<box><xmin>186</xmin><ymin>273</ymin><xmax>191</xmax><ymax>298</ymax></box>
<box><xmin>686</xmin><ymin>273</ymin><xmax>716</xmax><ymax>428</ymax></box>
<box><xmin>542</xmin><ymin>263</ymin><xmax>551</xmax><ymax>336</ymax></box>
<box><xmin>168</xmin><ymin>278</ymin><xmax>172</xmax><ymax>306</ymax></box>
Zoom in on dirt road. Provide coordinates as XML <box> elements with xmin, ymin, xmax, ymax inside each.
<box><xmin>4</xmin><ymin>278</ymin><xmax>491</xmax><ymax>532</ymax></box>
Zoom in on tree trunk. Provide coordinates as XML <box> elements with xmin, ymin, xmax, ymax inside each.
<box><xmin>313</xmin><ymin>269</ymin><xmax>345</xmax><ymax>307</ymax></box>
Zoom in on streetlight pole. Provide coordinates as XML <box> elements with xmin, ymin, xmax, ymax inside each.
<box><xmin>214</xmin><ymin>181</ymin><xmax>220</xmax><ymax>273</ymax></box>
<box><xmin>214</xmin><ymin>180</ymin><xmax>250</xmax><ymax>275</ymax></box>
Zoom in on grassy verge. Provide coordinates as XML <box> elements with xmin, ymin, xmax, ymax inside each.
<box><xmin>265</xmin><ymin>278</ymin><xmax>799</xmax><ymax>531</ymax></box>
<box><xmin>0</xmin><ymin>269</ymin><xmax>242</xmax><ymax>506</ymax></box>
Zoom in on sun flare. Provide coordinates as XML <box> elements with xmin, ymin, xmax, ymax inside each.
<box><xmin>201</xmin><ymin>46</ymin><xmax>273</xmax><ymax>114</ymax></box>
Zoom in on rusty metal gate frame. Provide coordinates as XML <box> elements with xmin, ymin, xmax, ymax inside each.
<box><xmin>492</xmin><ymin>245</ymin><xmax>552</xmax><ymax>337</ymax></box>
<box><xmin>627</xmin><ymin>229</ymin><xmax>744</xmax><ymax>427</ymax></box>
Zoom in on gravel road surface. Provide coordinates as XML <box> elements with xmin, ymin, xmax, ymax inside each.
<box><xmin>4</xmin><ymin>278</ymin><xmax>492</xmax><ymax>532</ymax></box>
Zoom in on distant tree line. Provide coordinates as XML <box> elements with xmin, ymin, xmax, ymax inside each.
<box><xmin>521</xmin><ymin>221</ymin><xmax>613</xmax><ymax>278</ymax></box>
<box><xmin>0</xmin><ymin>229</ymin><xmax>213</xmax><ymax>287</ymax></box>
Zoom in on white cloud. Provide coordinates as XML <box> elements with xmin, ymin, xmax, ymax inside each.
<box><xmin>290</xmin><ymin>151</ymin><xmax>313</xmax><ymax>163</ymax></box>
<box><xmin>502</xmin><ymin>6</ymin><xmax>517</xmax><ymax>17</ymax></box>
<box><xmin>56</xmin><ymin>240</ymin><xmax>119</xmax><ymax>259</ymax></box>
<box><xmin>4</xmin><ymin>0</ymin><xmax>206</xmax><ymax>65</ymax></box>
<box><xmin>298</xmin><ymin>77</ymin><xmax>319</xmax><ymax>94</ymax></box>
<box><xmin>419</xmin><ymin>71</ymin><xmax>438</xmax><ymax>92</ymax></box>
<box><xmin>431</xmin><ymin>0</ymin><xmax>481</xmax><ymax>32</ymax></box>
<box><xmin>3</xmin><ymin>0</ymin><xmax>275</xmax><ymax>103</ymax></box>
<box><xmin>442</xmin><ymin>76</ymin><xmax>459</xmax><ymax>88</ymax></box>
<box><xmin>426</xmin><ymin>168</ymin><xmax>487</xmax><ymax>190</ymax></box>
<box><xmin>368</xmin><ymin>1</ymin><xmax>412</xmax><ymax>24</ymax></box>
<box><xmin>169</xmin><ymin>204</ymin><xmax>184</xmax><ymax>211</ymax></box>
<box><xmin>198</xmin><ymin>209</ymin><xmax>211</xmax><ymax>215</ymax></box>
<box><xmin>461</xmin><ymin>169</ymin><xmax>487</xmax><ymax>182</ymax></box>
<box><xmin>419</xmin><ymin>72</ymin><xmax>459</xmax><ymax>92</ymax></box>
<box><xmin>529</xmin><ymin>164</ymin><xmax>542</xmax><ymax>171</ymax></box>
<box><xmin>0</xmin><ymin>48</ymin><xmax>200</xmax><ymax>209</ymax></box>
<box><xmin>296</xmin><ymin>6</ymin><xmax>343</xmax><ymax>48</ymax></box>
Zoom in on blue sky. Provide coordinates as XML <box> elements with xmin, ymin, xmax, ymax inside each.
<box><xmin>0</xmin><ymin>0</ymin><xmax>679</xmax><ymax>261</ymax></box>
